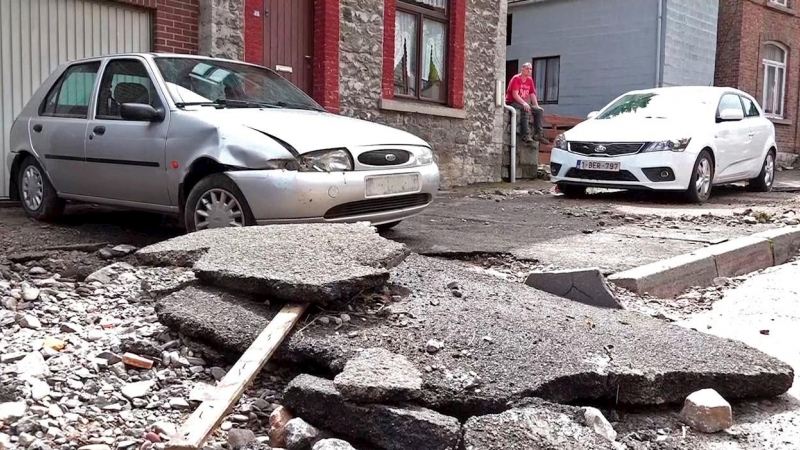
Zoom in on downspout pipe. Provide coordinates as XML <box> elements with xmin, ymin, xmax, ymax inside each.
<box><xmin>504</xmin><ymin>104</ymin><xmax>517</xmax><ymax>183</ymax></box>
<box><xmin>655</xmin><ymin>0</ymin><xmax>664</xmax><ymax>87</ymax></box>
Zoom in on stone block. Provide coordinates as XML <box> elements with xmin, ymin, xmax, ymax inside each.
<box><xmin>525</xmin><ymin>268</ymin><xmax>622</xmax><ymax>309</ymax></box>
<box><xmin>680</xmin><ymin>388</ymin><xmax>733</xmax><ymax>433</ymax></box>
<box><xmin>607</xmin><ymin>252</ymin><xmax>718</xmax><ymax>298</ymax></box>
<box><xmin>753</xmin><ymin>226</ymin><xmax>800</xmax><ymax>265</ymax></box>
<box><xmin>333</xmin><ymin>348</ymin><xmax>423</xmax><ymax>404</ymax></box>
<box><xmin>691</xmin><ymin>236</ymin><xmax>774</xmax><ymax>278</ymax></box>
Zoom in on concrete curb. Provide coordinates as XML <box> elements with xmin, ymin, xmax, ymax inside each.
<box><xmin>607</xmin><ymin>226</ymin><xmax>800</xmax><ymax>298</ymax></box>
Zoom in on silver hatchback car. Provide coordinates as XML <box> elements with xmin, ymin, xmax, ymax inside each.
<box><xmin>7</xmin><ymin>53</ymin><xmax>439</xmax><ymax>231</ymax></box>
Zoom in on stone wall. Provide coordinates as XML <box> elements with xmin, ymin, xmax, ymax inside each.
<box><xmin>339</xmin><ymin>0</ymin><xmax>507</xmax><ymax>188</ymax></box>
<box><xmin>199</xmin><ymin>0</ymin><xmax>245</xmax><ymax>60</ymax></box>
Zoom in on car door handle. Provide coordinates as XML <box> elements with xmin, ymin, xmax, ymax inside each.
<box><xmin>32</xmin><ymin>124</ymin><xmax>43</xmax><ymax>133</ymax></box>
<box><xmin>93</xmin><ymin>126</ymin><xmax>106</xmax><ymax>136</ymax></box>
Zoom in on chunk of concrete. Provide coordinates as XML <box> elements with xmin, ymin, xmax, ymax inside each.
<box><xmin>333</xmin><ymin>348</ymin><xmax>423</xmax><ymax>404</ymax></box>
<box><xmin>525</xmin><ymin>268</ymin><xmax>622</xmax><ymax>309</ymax></box>
<box><xmin>313</xmin><ymin>439</ymin><xmax>356</xmax><ymax>450</ymax></box>
<box><xmin>584</xmin><ymin>407</ymin><xmax>617</xmax><ymax>442</ymax></box>
<box><xmin>753</xmin><ymin>226</ymin><xmax>800</xmax><ymax>265</ymax></box>
<box><xmin>162</xmin><ymin>255</ymin><xmax>794</xmax><ymax>417</ymax></box>
<box><xmin>137</xmin><ymin>224</ymin><xmax>409</xmax><ymax>304</ymax></box>
<box><xmin>691</xmin><ymin>236</ymin><xmax>774</xmax><ymax>278</ymax></box>
<box><xmin>285</xmin><ymin>418</ymin><xmax>321</xmax><ymax>450</ymax></box>
<box><xmin>462</xmin><ymin>399</ymin><xmax>615</xmax><ymax>450</ymax></box>
<box><xmin>680</xmin><ymin>388</ymin><xmax>733</xmax><ymax>433</ymax></box>
<box><xmin>607</xmin><ymin>252</ymin><xmax>717</xmax><ymax>298</ymax></box>
<box><xmin>283</xmin><ymin>374</ymin><xmax>461</xmax><ymax>450</ymax></box>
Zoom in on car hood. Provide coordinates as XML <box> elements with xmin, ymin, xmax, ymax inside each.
<box><xmin>565</xmin><ymin>117</ymin><xmax>698</xmax><ymax>142</ymax></box>
<box><xmin>192</xmin><ymin>108</ymin><xmax>430</xmax><ymax>153</ymax></box>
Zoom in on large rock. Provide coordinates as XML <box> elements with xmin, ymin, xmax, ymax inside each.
<box><xmin>680</xmin><ymin>388</ymin><xmax>733</xmax><ymax>433</ymax></box>
<box><xmin>137</xmin><ymin>224</ymin><xmax>409</xmax><ymax>304</ymax></box>
<box><xmin>333</xmin><ymin>348</ymin><xmax>423</xmax><ymax>404</ymax></box>
<box><xmin>160</xmin><ymin>255</ymin><xmax>794</xmax><ymax>416</ymax></box>
<box><xmin>462</xmin><ymin>399</ymin><xmax>615</xmax><ymax>450</ymax></box>
<box><xmin>283</xmin><ymin>374</ymin><xmax>460</xmax><ymax>450</ymax></box>
<box><xmin>313</xmin><ymin>440</ymin><xmax>356</xmax><ymax>450</ymax></box>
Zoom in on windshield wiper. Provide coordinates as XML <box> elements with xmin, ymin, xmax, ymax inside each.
<box><xmin>273</xmin><ymin>101</ymin><xmax>324</xmax><ymax>112</ymax></box>
<box><xmin>175</xmin><ymin>99</ymin><xmax>280</xmax><ymax>109</ymax></box>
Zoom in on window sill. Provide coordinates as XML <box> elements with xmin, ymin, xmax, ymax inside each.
<box><xmin>379</xmin><ymin>98</ymin><xmax>467</xmax><ymax>119</ymax></box>
<box><xmin>768</xmin><ymin>116</ymin><xmax>792</xmax><ymax>126</ymax></box>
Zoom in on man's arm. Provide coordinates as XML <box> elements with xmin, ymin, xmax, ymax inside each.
<box><xmin>512</xmin><ymin>89</ymin><xmax>531</xmax><ymax>111</ymax></box>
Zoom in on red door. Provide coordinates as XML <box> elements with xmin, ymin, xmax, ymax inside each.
<box><xmin>263</xmin><ymin>0</ymin><xmax>314</xmax><ymax>94</ymax></box>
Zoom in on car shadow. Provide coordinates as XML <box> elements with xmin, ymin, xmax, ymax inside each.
<box><xmin>48</xmin><ymin>203</ymin><xmax>184</xmax><ymax>246</ymax></box>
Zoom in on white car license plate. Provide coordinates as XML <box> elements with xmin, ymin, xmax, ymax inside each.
<box><xmin>365</xmin><ymin>173</ymin><xmax>421</xmax><ymax>197</ymax></box>
<box><xmin>577</xmin><ymin>160</ymin><xmax>621</xmax><ymax>172</ymax></box>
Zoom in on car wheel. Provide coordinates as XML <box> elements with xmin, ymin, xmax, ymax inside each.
<box><xmin>686</xmin><ymin>150</ymin><xmax>714</xmax><ymax>203</ymax></box>
<box><xmin>557</xmin><ymin>183</ymin><xmax>587</xmax><ymax>198</ymax></box>
<box><xmin>376</xmin><ymin>221</ymin><xmax>402</xmax><ymax>232</ymax></box>
<box><xmin>747</xmin><ymin>151</ymin><xmax>776</xmax><ymax>193</ymax></box>
<box><xmin>18</xmin><ymin>155</ymin><xmax>65</xmax><ymax>220</ymax></box>
<box><xmin>184</xmin><ymin>173</ymin><xmax>256</xmax><ymax>232</ymax></box>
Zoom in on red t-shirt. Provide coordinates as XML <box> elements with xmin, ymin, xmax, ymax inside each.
<box><xmin>505</xmin><ymin>74</ymin><xmax>536</xmax><ymax>103</ymax></box>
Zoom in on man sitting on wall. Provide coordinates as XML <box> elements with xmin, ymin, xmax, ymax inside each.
<box><xmin>506</xmin><ymin>62</ymin><xmax>550</xmax><ymax>145</ymax></box>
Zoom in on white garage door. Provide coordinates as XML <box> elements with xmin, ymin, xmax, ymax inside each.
<box><xmin>0</xmin><ymin>0</ymin><xmax>152</xmax><ymax>197</ymax></box>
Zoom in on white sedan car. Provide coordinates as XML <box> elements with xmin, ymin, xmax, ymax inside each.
<box><xmin>550</xmin><ymin>87</ymin><xmax>777</xmax><ymax>202</ymax></box>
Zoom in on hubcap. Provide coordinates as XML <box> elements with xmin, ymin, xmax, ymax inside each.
<box><xmin>695</xmin><ymin>158</ymin><xmax>712</xmax><ymax>199</ymax></box>
<box><xmin>22</xmin><ymin>165</ymin><xmax>44</xmax><ymax>211</ymax></box>
<box><xmin>765</xmin><ymin>153</ymin><xmax>775</xmax><ymax>187</ymax></box>
<box><xmin>194</xmin><ymin>188</ymin><xmax>244</xmax><ymax>230</ymax></box>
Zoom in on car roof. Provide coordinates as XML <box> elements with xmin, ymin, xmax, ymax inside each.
<box><xmin>623</xmin><ymin>85</ymin><xmax>752</xmax><ymax>99</ymax></box>
<box><xmin>60</xmin><ymin>52</ymin><xmax>261</xmax><ymax>68</ymax></box>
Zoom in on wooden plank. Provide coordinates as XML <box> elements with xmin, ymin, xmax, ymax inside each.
<box><xmin>166</xmin><ymin>302</ymin><xmax>309</xmax><ymax>450</ymax></box>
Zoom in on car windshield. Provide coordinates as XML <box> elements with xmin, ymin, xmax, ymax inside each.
<box><xmin>595</xmin><ymin>91</ymin><xmax>709</xmax><ymax>120</ymax></box>
<box><xmin>153</xmin><ymin>57</ymin><xmax>325</xmax><ymax>111</ymax></box>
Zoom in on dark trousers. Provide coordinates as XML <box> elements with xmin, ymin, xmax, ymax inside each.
<box><xmin>507</xmin><ymin>101</ymin><xmax>543</xmax><ymax>137</ymax></box>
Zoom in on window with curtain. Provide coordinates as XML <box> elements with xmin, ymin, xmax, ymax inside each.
<box><xmin>532</xmin><ymin>56</ymin><xmax>560</xmax><ymax>104</ymax></box>
<box><xmin>762</xmin><ymin>43</ymin><xmax>786</xmax><ymax>117</ymax></box>
<box><xmin>394</xmin><ymin>0</ymin><xmax>448</xmax><ymax>103</ymax></box>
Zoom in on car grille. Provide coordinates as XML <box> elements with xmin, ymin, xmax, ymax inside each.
<box><xmin>324</xmin><ymin>193</ymin><xmax>432</xmax><ymax>219</ymax></box>
<box><xmin>564</xmin><ymin>168</ymin><xmax>639</xmax><ymax>182</ymax></box>
<box><xmin>357</xmin><ymin>149</ymin><xmax>411</xmax><ymax>166</ymax></box>
<box><xmin>569</xmin><ymin>142</ymin><xmax>647</xmax><ymax>156</ymax></box>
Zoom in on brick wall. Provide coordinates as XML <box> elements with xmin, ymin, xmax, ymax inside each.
<box><xmin>716</xmin><ymin>0</ymin><xmax>800</xmax><ymax>161</ymax></box>
<box><xmin>114</xmin><ymin>0</ymin><xmax>199</xmax><ymax>54</ymax></box>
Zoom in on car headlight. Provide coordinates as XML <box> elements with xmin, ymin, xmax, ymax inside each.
<box><xmin>418</xmin><ymin>147</ymin><xmax>434</xmax><ymax>165</ymax></box>
<box><xmin>642</xmin><ymin>138</ymin><xmax>692</xmax><ymax>153</ymax></box>
<box><xmin>297</xmin><ymin>149</ymin><xmax>353</xmax><ymax>172</ymax></box>
<box><xmin>554</xmin><ymin>133</ymin><xmax>568</xmax><ymax>151</ymax></box>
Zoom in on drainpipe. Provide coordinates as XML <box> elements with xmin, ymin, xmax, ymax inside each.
<box><xmin>504</xmin><ymin>104</ymin><xmax>517</xmax><ymax>183</ymax></box>
<box><xmin>655</xmin><ymin>0</ymin><xmax>663</xmax><ymax>87</ymax></box>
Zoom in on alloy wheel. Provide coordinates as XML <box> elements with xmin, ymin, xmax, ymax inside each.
<box><xmin>22</xmin><ymin>165</ymin><xmax>44</xmax><ymax>211</ymax></box>
<box><xmin>194</xmin><ymin>188</ymin><xmax>245</xmax><ymax>230</ymax></box>
<box><xmin>765</xmin><ymin>153</ymin><xmax>775</xmax><ymax>187</ymax></box>
<box><xmin>695</xmin><ymin>158</ymin><xmax>712</xmax><ymax>199</ymax></box>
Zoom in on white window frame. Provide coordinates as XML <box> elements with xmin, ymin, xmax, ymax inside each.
<box><xmin>770</xmin><ymin>0</ymin><xmax>788</xmax><ymax>7</ymax></box>
<box><xmin>762</xmin><ymin>42</ymin><xmax>787</xmax><ymax>118</ymax></box>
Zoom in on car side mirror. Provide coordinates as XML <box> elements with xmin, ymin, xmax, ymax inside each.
<box><xmin>120</xmin><ymin>103</ymin><xmax>164</xmax><ymax>122</ymax></box>
<box><xmin>718</xmin><ymin>108</ymin><xmax>744</xmax><ymax>122</ymax></box>
<box><xmin>587</xmin><ymin>111</ymin><xmax>599</xmax><ymax>119</ymax></box>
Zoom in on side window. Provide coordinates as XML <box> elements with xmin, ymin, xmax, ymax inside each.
<box><xmin>40</xmin><ymin>62</ymin><xmax>101</xmax><ymax>118</ymax></box>
<box><xmin>740</xmin><ymin>96</ymin><xmax>760</xmax><ymax>117</ymax></box>
<box><xmin>717</xmin><ymin>94</ymin><xmax>744</xmax><ymax>117</ymax></box>
<box><xmin>96</xmin><ymin>59</ymin><xmax>159</xmax><ymax>120</ymax></box>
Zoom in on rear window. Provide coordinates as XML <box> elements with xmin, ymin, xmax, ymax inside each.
<box><xmin>40</xmin><ymin>62</ymin><xmax>101</xmax><ymax>118</ymax></box>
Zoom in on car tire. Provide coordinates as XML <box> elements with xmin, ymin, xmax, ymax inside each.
<box><xmin>376</xmin><ymin>221</ymin><xmax>402</xmax><ymax>232</ymax></box>
<box><xmin>747</xmin><ymin>150</ymin><xmax>776</xmax><ymax>193</ymax></box>
<box><xmin>184</xmin><ymin>173</ymin><xmax>256</xmax><ymax>232</ymax></box>
<box><xmin>557</xmin><ymin>183</ymin><xmax>587</xmax><ymax>198</ymax></box>
<box><xmin>17</xmin><ymin>155</ymin><xmax>65</xmax><ymax>221</ymax></box>
<box><xmin>685</xmin><ymin>150</ymin><xmax>714</xmax><ymax>203</ymax></box>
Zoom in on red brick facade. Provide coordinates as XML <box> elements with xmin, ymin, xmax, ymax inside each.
<box><xmin>381</xmin><ymin>0</ymin><xmax>467</xmax><ymax>109</ymax></box>
<box><xmin>114</xmin><ymin>0</ymin><xmax>199</xmax><ymax>54</ymax></box>
<box><xmin>716</xmin><ymin>0</ymin><xmax>800</xmax><ymax>156</ymax></box>
<box><xmin>312</xmin><ymin>0</ymin><xmax>341</xmax><ymax>113</ymax></box>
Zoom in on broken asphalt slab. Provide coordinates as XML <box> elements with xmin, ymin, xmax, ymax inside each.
<box><xmin>524</xmin><ymin>268</ymin><xmax>622</xmax><ymax>309</ymax></box>
<box><xmin>156</xmin><ymin>254</ymin><xmax>794</xmax><ymax>418</ymax></box>
<box><xmin>137</xmin><ymin>223</ymin><xmax>409</xmax><ymax>304</ymax></box>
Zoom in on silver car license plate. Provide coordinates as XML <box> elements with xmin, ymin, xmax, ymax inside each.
<box><xmin>577</xmin><ymin>160</ymin><xmax>621</xmax><ymax>172</ymax></box>
<box><xmin>365</xmin><ymin>173</ymin><xmax>421</xmax><ymax>197</ymax></box>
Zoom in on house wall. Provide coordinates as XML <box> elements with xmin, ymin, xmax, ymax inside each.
<box><xmin>506</xmin><ymin>0</ymin><xmax>660</xmax><ymax>118</ymax></box>
<box><xmin>715</xmin><ymin>0</ymin><xmax>800</xmax><ymax>163</ymax></box>
<box><xmin>661</xmin><ymin>0</ymin><xmax>719</xmax><ymax>87</ymax></box>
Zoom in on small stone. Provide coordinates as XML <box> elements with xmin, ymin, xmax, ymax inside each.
<box><xmin>312</xmin><ymin>439</ymin><xmax>356</xmax><ymax>450</ymax></box>
<box><xmin>48</xmin><ymin>404</ymin><xmax>63</xmax><ymax>418</ymax></box>
<box><xmin>144</xmin><ymin>432</ymin><xmax>161</xmax><ymax>443</ymax></box>
<box><xmin>220</xmin><ymin>422</ymin><xmax>233</xmax><ymax>432</ymax></box>
<box><xmin>169</xmin><ymin>398</ymin><xmax>190</xmax><ymax>410</ymax></box>
<box><xmin>285</xmin><ymin>418</ymin><xmax>320</xmax><ymax>450</ymax></box>
<box><xmin>230</xmin><ymin>414</ymin><xmax>250</xmax><ymax>422</ymax></box>
<box><xmin>78</xmin><ymin>445</ymin><xmax>112</xmax><ymax>450</ymax></box>
<box><xmin>0</xmin><ymin>401</ymin><xmax>27</xmax><ymax>422</ymax></box>
<box><xmin>30</xmin><ymin>378</ymin><xmax>51</xmax><ymax>400</ymax></box>
<box><xmin>269</xmin><ymin>406</ymin><xmax>294</xmax><ymax>448</ymax></box>
<box><xmin>227</xmin><ymin>429</ymin><xmax>256</xmax><ymax>449</ymax></box>
<box><xmin>60</xmin><ymin>322</ymin><xmax>83</xmax><ymax>333</ymax></box>
<box><xmin>346</xmin><ymin>331</ymin><xmax>359</xmax><ymax>338</ymax></box>
<box><xmin>318</xmin><ymin>316</ymin><xmax>330</xmax><ymax>326</ymax></box>
<box><xmin>122</xmin><ymin>353</ymin><xmax>154</xmax><ymax>369</ymax></box>
<box><xmin>86</xmin><ymin>330</ymin><xmax>105</xmax><ymax>342</ymax></box>
<box><xmin>760</xmin><ymin>329</ymin><xmax>770</xmax><ymax>335</ymax></box>
<box><xmin>447</xmin><ymin>282</ymin><xmax>460</xmax><ymax>290</ymax></box>
<box><xmin>452</xmin><ymin>290</ymin><xmax>463</xmax><ymax>298</ymax></box>
<box><xmin>584</xmin><ymin>407</ymin><xmax>617</xmax><ymax>442</ymax></box>
<box><xmin>23</xmin><ymin>287</ymin><xmax>41</xmax><ymax>301</ymax></box>
<box><xmin>211</xmin><ymin>367</ymin><xmax>227</xmax><ymax>381</ymax></box>
<box><xmin>96</xmin><ymin>352</ymin><xmax>122</xmax><ymax>366</ymax></box>
<box><xmin>744</xmin><ymin>216</ymin><xmax>758</xmax><ymax>225</ymax></box>
<box><xmin>18</xmin><ymin>314</ymin><xmax>41</xmax><ymax>329</ymax></box>
<box><xmin>426</xmin><ymin>339</ymin><xmax>444</xmax><ymax>354</ymax></box>
<box><xmin>152</xmin><ymin>422</ymin><xmax>177</xmax><ymax>437</ymax></box>
<box><xmin>117</xmin><ymin>441</ymin><xmax>138</xmax><ymax>449</ymax></box>
<box><xmin>18</xmin><ymin>433</ymin><xmax>36</xmax><ymax>447</ymax></box>
<box><xmin>111</xmin><ymin>245</ymin><xmax>137</xmax><ymax>256</ymax></box>
<box><xmin>43</xmin><ymin>337</ymin><xmax>66</xmax><ymax>352</ymax></box>
<box><xmin>16</xmin><ymin>351</ymin><xmax>50</xmax><ymax>378</ymax></box>
<box><xmin>680</xmin><ymin>388</ymin><xmax>733</xmax><ymax>433</ymax></box>
<box><xmin>122</xmin><ymin>380</ymin><xmax>155</xmax><ymax>400</ymax></box>
<box><xmin>0</xmin><ymin>352</ymin><xmax>26</xmax><ymax>363</ymax></box>
<box><xmin>340</xmin><ymin>314</ymin><xmax>351</xmax><ymax>323</ymax></box>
